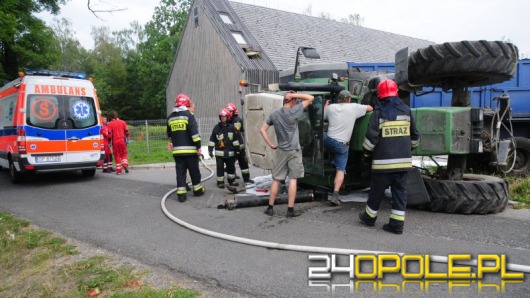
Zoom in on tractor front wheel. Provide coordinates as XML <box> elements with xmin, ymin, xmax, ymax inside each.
<box><xmin>422</xmin><ymin>174</ymin><xmax>508</xmax><ymax>214</ymax></box>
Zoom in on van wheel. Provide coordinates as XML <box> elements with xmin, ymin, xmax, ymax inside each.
<box><xmin>9</xmin><ymin>160</ymin><xmax>24</xmax><ymax>184</ymax></box>
<box><xmin>82</xmin><ymin>169</ymin><xmax>96</xmax><ymax>177</ymax></box>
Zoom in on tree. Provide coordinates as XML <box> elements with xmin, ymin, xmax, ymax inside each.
<box><xmin>0</xmin><ymin>0</ymin><xmax>67</xmax><ymax>82</ymax></box>
<box><xmin>340</xmin><ymin>14</ymin><xmax>364</xmax><ymax>26</ymax></box>
<box><xmin>87</xmin><ymin>27</ymin><xmax>128</xmax><ymax>115</ymax></box>
<box><xmin>301</xmin><ymin>4</ymin><xmax>312</xmax><ymax>16</ymax></box>
<box><xmin>134</xmin><ymin>0</ymin><xmax>191</xmax><ymax>119</ymax></box>
<box><xmin>50</xmin><ymin>18</ymin><xmax>89</xmax><ymax>72</ymax></box>
<box><xmin>319</xmin><ymin>12</ymin><xmax>332</xmax><ymax>20</ymax></box>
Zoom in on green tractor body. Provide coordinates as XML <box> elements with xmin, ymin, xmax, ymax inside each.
<box><xmin>243</xmin><ymin>40</ymin><xmax>518</xmax><ymax>214</ymax></box>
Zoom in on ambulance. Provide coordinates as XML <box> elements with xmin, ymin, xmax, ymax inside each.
<box><xmin>0</xmin><ymin>70</ymin><xmax>104</xmax><ymax>183</ymax></box>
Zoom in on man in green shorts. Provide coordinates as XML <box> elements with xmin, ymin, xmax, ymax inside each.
<box><xmin>260</xmin><ymin>91</ymin><xmax>314</xmax><ymax>218</ymax></box>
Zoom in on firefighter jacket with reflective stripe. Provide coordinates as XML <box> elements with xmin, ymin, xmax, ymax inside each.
<box><xmin>228</xmin><ymin>114</ymin><xmax>246</xmax><ymax>149</ymax></box>
<box><xmin>208</xmin><ymin>122</ymin><xmax>240</xmax><ymax>158</ymax></box>
<box><xmin>167</xmin><ymin>108</ymin><xmax>201</xmax><ymax>156</ymax></box>
<box><xmin>363</xmin><ymin>96</ymin><xmax>420</xmax><ymax>173</ymax></box>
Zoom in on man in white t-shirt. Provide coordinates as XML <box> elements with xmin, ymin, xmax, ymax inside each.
<box><xmin>324</xmin><ymin>90</ymin><xmax>373</xmax><ymax>205</ymax></box>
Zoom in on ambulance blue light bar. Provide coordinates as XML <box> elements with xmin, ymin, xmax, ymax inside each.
<box><xmin>24</xmin><ymin>69</ymin><xmax>88</xmax><ymax>79</ymax></box>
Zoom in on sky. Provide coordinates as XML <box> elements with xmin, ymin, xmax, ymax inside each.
<box><xmin>38</xmin><ymin>0</ymin><xmax>530</xmax><ymax>58</ymax></box>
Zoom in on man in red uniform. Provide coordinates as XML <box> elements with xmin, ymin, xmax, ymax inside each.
<box><xmin>101</xmin><ymin>115</ymin><xmax>115</xmax><ymax>173</ymax></box>
<box><xmin>107</xmin><ymin>110</ymin><xmax>130</xmax><ymax>175</ymax></box>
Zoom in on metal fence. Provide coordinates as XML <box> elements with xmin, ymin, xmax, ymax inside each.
<box><xmin>127</xmin><ymin>117</ymin><xmax>219</xmax><ymax>153</ymax></box>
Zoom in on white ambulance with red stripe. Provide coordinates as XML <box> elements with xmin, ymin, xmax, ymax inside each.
<box><xmin>0</xmin><ymin>70</ymin><xmax>104</xmax><ymax>183</ymax></box>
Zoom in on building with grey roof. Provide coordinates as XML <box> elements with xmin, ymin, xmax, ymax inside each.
<box><xmin>166</xmin><ymin>0</ymin><xmax>434</xmax><ymax>120</ymax></box>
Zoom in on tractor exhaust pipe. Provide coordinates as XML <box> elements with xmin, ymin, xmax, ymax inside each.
<box><xmin>218</xmin><ymin>190</ymin><xmax>315</xmax><ymax>210</ymax></box>
<box><xmin>279</xmin><ymin>82</ymin><xmax>344</xmax><ymax>93</ymax></box>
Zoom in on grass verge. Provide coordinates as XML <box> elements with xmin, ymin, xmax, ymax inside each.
<box><xmin>0</xmin><ymin>212</ymin><xmax>199</xmax><ymax>297</ymax></box>
<box><xmin>505</xmin><ymin>176</ymin><xmax>530</xmax><ymax>209</ymax></box>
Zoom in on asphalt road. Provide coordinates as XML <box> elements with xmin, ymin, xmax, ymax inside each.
<box><xmin>0</xmin><ymin>163</ymin><xmax>529</xmax><ymax>297</ymax></box>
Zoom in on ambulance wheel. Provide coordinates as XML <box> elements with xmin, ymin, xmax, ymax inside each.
<box><xmin>408</xmin><ymin>40</ymin><xmax>518</xmax><ymax>88</ymax></box>
<box><xmin>9</xmin><ymin>160</ymin><xmax>24</xmax><ymax>184</ymax></box>
<box><xmin>82</xmin><ymin>169</ymin><xmax>96</xmax><ymax>177</ymax></box>
<box><xmin>422</xmin><ymin>174</ymin><xmax>508</xmax><ymax>214</ymax></box>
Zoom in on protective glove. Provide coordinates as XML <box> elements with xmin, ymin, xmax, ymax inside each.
<box><xmin>209</xmin><ymin>152</ymin><xmax>214</xmax><ymax>159</ymax></box>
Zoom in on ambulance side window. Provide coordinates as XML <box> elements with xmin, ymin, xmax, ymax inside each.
<box><xmin>27</xmin><ymin>95</ymin><xmax>60</xmax><ymax>129</ymax></box>
<box><xmin>66</xmin><ymin>97</ymin><xmax>97</xmax><ymax>129</ymax></box>
<box><xmin>1</xmin><ymin>95</ymin><xmax>17</xmax><ymax>129</ymax></box>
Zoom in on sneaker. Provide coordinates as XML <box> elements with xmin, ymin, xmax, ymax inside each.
<box><xmin>329</xmin><ymin>192</ymin><xmax>341</xmax><ymax>206</ymax></box>
<box><xmin>194</xmin><ymin>187</ymin><xmax>206</xmax><ymax>197</ymax></box>
<box><xmin>264</xmin><ymin>208</ymin><xmax>274</xmax><ymax>216</ymax></box>
<box><xmin>383</xmin><ymin>224</ymin><xmax>403</xmax><ymax>235</ymax></box>
<box><xmin>359</xmin><ymin>211</ymin><xmax>376</xmax><ymax>227</ymax></box>
<box><xmin>177</xmin><ymin>194</ymin><xmax>187</xmax><ymax>202</ymax></box>
<box><xmin>124</xmin><ymin>166</ymin><xmax>129</xmax><ymax>173</ymax></box>
<box><xmin>286</xmin><ymin>210</ymin><xmax>301</xmax><ymax>218</ymax></box>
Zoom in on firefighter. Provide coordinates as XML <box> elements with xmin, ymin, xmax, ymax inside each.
<box><xmin>101</xmin><ymin>115</ymin><xmax>115</xmax><ymax>173</ymax></box>
<box><xmin>359</xmin><ymin>79</ymin><xmax>420</xmax><ymax>234</ymax></box>
<box><xmin>167</xmin><ymin>94</ymin><xmax>206</xmax><ymax>202</ymax></box>
<box><xmin>107</xmin><ymin>111</ymin><xmax>130</xmax><ymax>175</ymax></box>
<box><xmin>208</xmin><ymin>108</ymin><xmax>240</xmax><ymax>188</ymax></box>
<box><xmin>225</xmin><ymin>102</ymin><xmax>254</xmax><ymax>185</ymax></box>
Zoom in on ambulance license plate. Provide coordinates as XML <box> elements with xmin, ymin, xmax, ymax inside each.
<box><xmin>35</xmin><ymin>155</ymin><xmax>61</xmax><ymax>163</ymax></box>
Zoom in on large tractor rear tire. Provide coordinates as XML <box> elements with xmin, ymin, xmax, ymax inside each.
<box><xmin>422</xmin><ymin>174</ymin><xmax>508</xmax><ymax>214</ymax></box>
<box><xmin>408</xmin><ymin>40</ymin><xmax>518</xmax><ymax>88</ymax></box>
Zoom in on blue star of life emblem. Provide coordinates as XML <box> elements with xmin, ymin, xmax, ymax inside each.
<box><xmin>71</xmin><ymin>100</ymin><xmax>92</xmax><ymax>120</ymax></box>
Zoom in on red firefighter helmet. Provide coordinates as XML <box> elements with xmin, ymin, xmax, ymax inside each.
<box><xmin>219</xmin><ymin>108</ymin><xmax>231</xmax><ymax>121</ymax></box>
<box><xmin>377</xmin><ymin>79</ymin><xmax>398</xmax><ymax>99</ymax></box>
<box><xmin>175</xmin><ymin>93</ymin><xmax>191</xmax><ymax>107</ymax></box>
<box><xmin>225</xmin><ymin>102</ymin><xmax>237</xmax><ymax>116</ymax></box>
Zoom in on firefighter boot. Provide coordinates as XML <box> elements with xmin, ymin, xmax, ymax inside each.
<box><xmin>359</xmin><ymin>210</ymin><xmax>376</xmax><ymax>227</ymax></box>
<box><xmin>193</xmin><ymin>187</ymin><xmax>206</xmax><ymax>197</ymax></box>
<box><xmin>177</xmin><ymin>194</ymin><xmax>187</xmax><ymax>203</ymax></box>
<box><xmin>383</xmin><ymin>218</ymin><xmax>404</xmax><ymax>235</ymax></box>
<box><xmin>217</xmin><ymin>181</ymin><xmax>225</xmax><ymax>189</ymax></box>
<box><xmin>228</xmin><ymin>179</ymin><xmax>239</xmax><ymax>187</ymax></box>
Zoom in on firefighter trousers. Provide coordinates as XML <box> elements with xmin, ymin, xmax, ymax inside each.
<box><xmin>174</xmin><ymin>155</ymin><xmax>202</xmax><ymax>195</ymax></box>
<box><xmin>216</xmin><ymin>156</ymin><xmax>236</xmax><ymax>183</ymax></box>
<box><xmin>366</xmin><ymin>172</ymin><xmax>408</xmax><ymax>221</ymax></box>
<box><xmin>236</xmin><ymin>148</ymin><xmax>251</xmax><ymax>182</ymax></box>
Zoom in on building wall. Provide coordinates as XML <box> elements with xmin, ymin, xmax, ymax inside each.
<box><xmin>166</xmin><ymin>1</ymin><xmax>244</xmax><ymax>120</ymax></box>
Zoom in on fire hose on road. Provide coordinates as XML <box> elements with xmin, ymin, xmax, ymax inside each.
<box><xmin>161</xmin><ymin>160</ymin><xmax>530</xmax><ymax>273</ymax></box>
